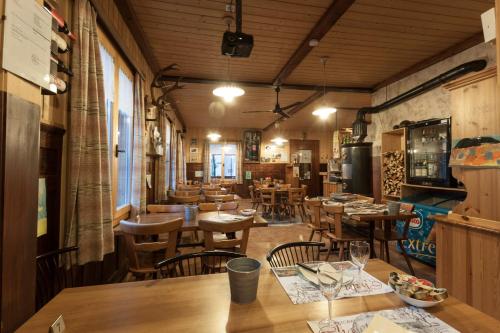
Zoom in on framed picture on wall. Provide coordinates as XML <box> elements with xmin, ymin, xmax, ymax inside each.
<box><xmin>243</xmin><ymin>130</ymin><xmax>261</xmax><ymax>163</ymax></box>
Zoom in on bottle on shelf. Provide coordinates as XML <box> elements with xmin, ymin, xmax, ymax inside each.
<box><xmin>51</xmin><ymin>31</ymin><xmax>71</xmax><ymax>53</ymax></box>
<box><xmin>42</xmin><ymin>75</ymin><xmax>69</xmax><ymax>95</ymax></box>
<box><xmin>50</xmin><ymin>55</ymin><xmax>73</xmax><ymax>77</ymax></box>
<box><xmin>43</xmin><ymin>1</ymin><xmax>77</xmax><ymax>40</ymax></box>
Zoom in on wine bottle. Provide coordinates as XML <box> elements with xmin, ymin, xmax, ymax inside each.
<box><xmin>51</xmin><ymin>31</ymin><xmax>71</xmax><ymax>53</ymax></box>
<box><xmin>50</xmin><ymin>55</ymin><xmax>73</xmax><ymax>76</ymax></box>
<box><xmin>43</xmin><ymin>1</ymin><xmax>77</xmax><ymax>41</ymax></box>
<box><xmin>42</xmin><ymin>75</ymin><xmax>69</xmax><ymax>95</ymax></box>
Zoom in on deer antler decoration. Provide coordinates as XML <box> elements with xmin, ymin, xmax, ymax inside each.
<box><xmin>150</xmin><ymin>63</ymin><xmax>185</xmax><ymax>108</ymax></box>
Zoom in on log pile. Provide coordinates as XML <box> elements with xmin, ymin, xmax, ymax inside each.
<box><xmin>383</xmin><ymin>151</ymin><xmax>405</xmax><ymax>197</ymax></box>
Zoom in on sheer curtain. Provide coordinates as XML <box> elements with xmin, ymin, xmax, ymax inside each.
<box><xmin>65</xmin><ymin>0</ymin><xmax>113</xmax><ymax>265</ymax></box>
<box><xmin>203</xmin><ymin>140</ymin><xmax>211</xmax><ymax>183</ymax></box>
<box><xmin>130</xmin><ymin>73</ymin><xmax>146</xmax><ymax>216</ymax></box>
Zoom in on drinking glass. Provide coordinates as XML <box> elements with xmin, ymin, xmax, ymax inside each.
<box><xmin>215</xmin><ymin>199</ymin><xmax>223</xmax><ymax>216</ymax></box>
<box><xmin>317</xmin><ymin>262</ymin><xmax>344</xmax><ymax>328</ymax></box>
<box><xmin>350</xmin><ymin>241</ymin><xmax>370</xmax><ymax>280</ymax></box>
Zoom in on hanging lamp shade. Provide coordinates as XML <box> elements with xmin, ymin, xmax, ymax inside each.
<box><xmin>212</xmin><ymin>85</ymin><xmax>245</xmax><ymax>103</ymax></box>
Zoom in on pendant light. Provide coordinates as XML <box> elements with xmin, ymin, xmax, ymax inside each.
<box><xmin>207</xmin><ymin>132</ymin><xmax>221</xmax><ymax>142</ymax></box>
<box><xmin>270</xmin><ymin>121</ymin><xmax>288</xmax><ymax>146</ymax></box>
<box><xmin>312</xmin><ymin>56</ymin><xmax>336</xmax><ymax>120</ymax></box>
<box><xmin>213</xmin><ymin>56</ymin><xmax>245</xmax><ymax>103</ymax></box>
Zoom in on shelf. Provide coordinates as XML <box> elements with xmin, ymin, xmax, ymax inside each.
<box><xmin>401</xmin><ymin>183</ymin><xmax>467</xmax><ymax>193</ymax></box>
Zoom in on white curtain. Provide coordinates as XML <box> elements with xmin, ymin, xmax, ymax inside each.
<box><xmin>203</xmin><ymin>140</ymin><xmax>211</xmax><ymax>183</ymax></box>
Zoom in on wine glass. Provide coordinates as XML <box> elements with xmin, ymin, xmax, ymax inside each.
<box><xmin>317</xmin><ymin>262</ymin><xmax>344</xmax><ymax>328</ymax></box>
<box><xmin>350</xmin><ymin>241</ymin><xmax>370</xmax><ymax>281</ymax></box>
<box><xmin>215</xmin><ymin>199</ymin><xmax>223</xmax><ymax>216</ymax></box>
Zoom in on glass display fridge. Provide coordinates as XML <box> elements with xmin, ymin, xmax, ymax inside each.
<box><xmin>406</xmin><ymin>118</ymin><xmax>454</xmax><ymax>187</ymax></box>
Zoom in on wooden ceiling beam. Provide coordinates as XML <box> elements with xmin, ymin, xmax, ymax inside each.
<box><xmin>114</xmin><ymin>0</ymin><xmax>187</xmax><ymax>132</ymax></box>
<box><xmin>272</xmin><ymin>0</ymin><xmax>356</xmax><ymax>86</ymax></box>
<box><xmin>159</xmin><ymin>75</ymin><xmax>372</xmax><ymax>93</ymax></box>
<box><xmin>373</xmin><ymin>32</ymin><xmax>485</xmax><ymax>91</ymax></box>
<box><xmin>262</xmin><ymin>91</ymin><xmax>324</xmax><ymax>131</ymax></box>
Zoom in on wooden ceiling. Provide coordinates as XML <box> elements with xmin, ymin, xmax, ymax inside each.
<box><xmin>125</xmin><ymin>0</ymin><xmax>494</xmax><ymax>129</ymax></box>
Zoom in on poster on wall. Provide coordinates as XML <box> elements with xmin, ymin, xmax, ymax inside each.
<box><xmin>298</xmin><ymin>149</ymin><xmax>312</xmax><ymax>163</ymax></box>
<box><xmin>243</xmin><ymin>130</ymin><xmax>261</xmax><ymax>163</ymax></box>
<box><xmin>2</xmin><ymin>0</ymin><xmax>52</xmax><ymax>89</ymax></box>
<box><xmin>189</xmin><ymin>147</ymin><xmax>199</xmax><ymax>162</ymax></box>
<box><xmin>260</xmin><ymin>144</ymin><xmax>289</xmax><ymax>163</ymax></box>
<box><xmin>38</xmin><ymin>178</ymin><xmax>47</xmax><ymax>237</ymax></box>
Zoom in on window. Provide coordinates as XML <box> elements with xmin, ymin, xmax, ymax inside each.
<box><xmin>209</xmin><ymin>143</ymin><xmax>237</xmax><ymax>179</ymax></box>
<box><xmin>98</xmin><ymin>28</ymin><xmax>135</xmax><ymax>220</ymax></box>
<box><xmin>116</xmin><ymin>70</ymin><xmax>133</xmax><ymax>208</ymax></box>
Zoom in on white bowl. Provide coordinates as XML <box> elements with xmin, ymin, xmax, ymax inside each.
<box><xmin>393</xmin><ymin>288</ymin><xmax>444</xmax><ymax>308</ymax></box>
<box><xmin>240</xmin><ymin>209</ymin><xmax>256</xmax><ymax>216</ymax></box>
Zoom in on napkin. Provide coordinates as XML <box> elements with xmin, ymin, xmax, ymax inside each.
<box><xmin>363</xmin><ymin>315</ymin><xmax>412</xmax><ymax>333</ymax></box>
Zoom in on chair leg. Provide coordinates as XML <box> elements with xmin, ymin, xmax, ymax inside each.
<box><xmin>326</xmin><ymin>239</ymin><xmax>333</xmax><ymax>261</ymax></box>
<box><xmin>398</xmin><ymin>240</ymin><xmax>415</xmax><ymax>275</ymax></box>
<box><xmin>379</xmin><ymin>240</ymin><xmax>385</xmax><ymax>261</ymax></box>
<box><xmin>384</xmin><ymin>241</ymin><xmax>391</xmax><ymax>264</ymax></box>
<box><xmin>338</xmin><ymin>242</ymin><xmax>345</xmax><ymax>261</ymax></box>
<box><xmin>308</xmin><ymin>229</ymin><xmax>315</xmax><ymax>241</ymax></box>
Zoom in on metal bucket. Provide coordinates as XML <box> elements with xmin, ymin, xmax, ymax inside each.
<box><xmin>184</xmin><ymin>205</ymin><xmax>198</xmax><ymax>221</ymax></box>
<box><xmin>227</xmin><ymin>258</ymin><xmax>261</xmax><ymax>304</ymax></box>
<box><xmin>387</xmin><ymin>201</ymin><xmax>401</xmax><ymax>216</ymax></box>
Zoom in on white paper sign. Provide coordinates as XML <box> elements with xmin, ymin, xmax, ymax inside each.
<box><xmin>3</xmin><ymin>0</ymin><xmax>52</xmax><ymax>89</ymax></box>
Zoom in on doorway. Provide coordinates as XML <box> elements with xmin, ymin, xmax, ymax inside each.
<box><xmin>289</xmin><ymin>139</ymin><xmax>320</xmax><ymax>196</ymax></box>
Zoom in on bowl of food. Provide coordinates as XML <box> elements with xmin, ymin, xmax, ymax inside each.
<box><xmin>388</xmin><ymin>272</ymin><xmax>448</xmax><ymax>308</ymax></box>
<box><xmin>240</xmin><ymin>209</ymin><xmax>256</xmax><ymax>216</ymax></box>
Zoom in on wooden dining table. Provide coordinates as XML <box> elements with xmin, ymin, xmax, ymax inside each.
<box><xmin>18</xmin><ymin>259</ymin><xmax>500</xmax><ymax>332</ymax></box>
<box><xmin>116</xmin><ymin>210</ymin><xmax>268</xmax><ymax>233</ymax></box>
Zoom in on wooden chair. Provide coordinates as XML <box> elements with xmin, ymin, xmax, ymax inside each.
<box><xmin>36</xmin><ymin>246</ymin><xmax>81</xmax><ymax>310</ymax></box>
<box><xmin>175</xmin><ymin>190</ymin><xmax>200</xmax><ymax>196</ymax></box>
<box><xmin>286</xmin><ymin>188</ymin><xmax>305</xmax><ymax>221</ymax></box>
<box><xmin>248</xmin><ymin>185</ymin><xmax>261</xmax><ymax>210</ymax></box>
<box><xmin>204</xmin><ymin>189</ymin><xmax>227</xmax><ymax>195</ymax></box>
<box><xmin>323</xmin><ymin>203</ymin><xmax>370</xmax><ymax>261</ymax></box>
<box><xmin>374</xmin><ymin>202</ymin><xmax>415</xmax><ymax>275</ymax></box>
<box><xmin>260</xmin><ymin>188</ymin><xmax>279</xmax><ymax>221</ymax></box>
<box><xmin>155</xmin><ymin>250</ymin><xmax>245</xmax><ymax>278</ymax></box>
<box><xmin>205</xmin><ymin>194</ymin><xmax>234</xmax><ymax>202</ymax></box>
<box><xmin>168</xmin><ymin>194</ymin><xmax>200</xmax><ymax>204</ymax></box>
<box><xmin>266</xmin><ymin>242</ymin><xmax>324</xmax><ymax>268</ymax></box>
<box><xmin>120</xmin><ymin>219</ymin><xmax>183</xmax><ymax>278</ymax></box>
<box><xmin>278</xmin><ymin>183</ymin><xmax>291</xmax><ymax>189</ymax></box>
<box><xmin>146</xmin><ymin>204</ymin><xmax>184</xmax><ymax>214</ymax></box>
<box><xmin>198</xmin><ymin>201</ymin><xmax>239</xmax><ymax>211</ymax></box>
<box><xmin>199</xmin><ymin>216</ymin><xmax>254</xmax><ymax>254</ymax></box>
<box><xmin>304</xmin><ymin>197</ymin><xmax>327</xmax><ymax>241</ymax></box>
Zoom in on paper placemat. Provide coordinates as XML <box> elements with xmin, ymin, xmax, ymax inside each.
<box><xmin>307</xmin><ymin>306</ymin><xmax>459</xmax><ymax>333</ymax></box>
<box><xmin>272</xmin><ymin>261</ymin><xmax>393</xmax><ymax>304</ymax></box>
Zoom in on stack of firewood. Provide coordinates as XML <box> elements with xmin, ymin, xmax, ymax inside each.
<box><xmin>383</xmin><ymin>151</ymin><xmax>405</xmax><ymax>197</ymax></box>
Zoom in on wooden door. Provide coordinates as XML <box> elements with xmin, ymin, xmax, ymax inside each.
<box><xmin>289</xmin><ymin>140</ymin><xmax>320</xmax><ymax>196</ymax></box>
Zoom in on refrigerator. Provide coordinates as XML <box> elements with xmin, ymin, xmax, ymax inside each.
<box><xmin>406</xmin><ymin>118</ymin><xmax>454</xmax><ymax>187</ymax></box>
<box><xmin>397</xmin><ymin>192</ymin><xmax>465</xmax><ymax>266</ymax></box>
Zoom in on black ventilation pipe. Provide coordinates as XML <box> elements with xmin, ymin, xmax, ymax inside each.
<box><xmin>236</xmin><ymin>0</ymin><xmax>242</xmax><ymax>33</ymax></box>
<box><xmin>352</xmin><ymin>59</ymin><xmax>487</xmax><ymax>142</ymax></box>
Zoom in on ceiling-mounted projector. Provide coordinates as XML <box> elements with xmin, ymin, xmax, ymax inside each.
<box><xmin>221</xmin><ymin>0</ymin><xmax>253</xmax><ymax>57</ymax></box>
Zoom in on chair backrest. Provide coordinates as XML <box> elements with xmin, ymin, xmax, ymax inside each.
<box><xmin>288</xmin><ymin>188</ymin><xmax>303</xmax><ymax>203</ymax></box>
<box><xmin>323</xmin><ymin>203</ymin><xmax>345</xmax><ymax>238</ymax></box>
<box><xmin>155</xmin><ymin>250</ymin><xmax>246</xmax><ymax>278</ymax></box>
<box><xmin>279</xmin><ymin>183</ymin><xmax>291</xmax><ymax>189</ymax></box>
<box><xmin>169</xmin><ymin>195</ymin><xmax>201</xmax><ymax>204</ymax></box>
<box><xmin>199</xmin><ymin>216</ymin><xmax>254</xmax><ymax>254</ymax></box>
<box><xmin>266</xmin><ymin>242</ymin><xmax>324</xmax><ymax>268</ymax></box>
<box><xmin>304</xmin><ymin>197</ymin><xmax>322</xmax><ymax>226</ymax></box>
<box><xmin>205</xmin><ymin>194</ymin><xmax>234</xmax><ymax>202</ymax></box>
<box><xmin>36</xmin><ymin>246</ymin><xmax>80</xmax><ymax>310</ymax></box>
<box><xmin>175</xmin><ymin>190</ymin><xmax>200</xmax><ymax>197</ymax></box>
<box><xmin>248</xmin><ymin>185</ymin><xmax>256</xmax><ymax>201</ymax></box>
<box><xmin>147</xmin><ymin>204</ymin><xmax>184</xmax><ymax>213</ymax></box>
<box><xmin>120</xmin><ymin>219</ymin><xmax>183</xmax><ymax>273</ymax></box>
<box><xmin>204</xmin><ymin>189</ymin><xmax>227</xmax><ymax>195</ymax></box>
<box><xmin>198</xmin><ymin>201</ymin><xmax>239</xmax><ymax>211</ymax></box>
<box><xmin>260</xmin><ymin>188</ymin><xmax>276</xmax><ymax>204</ymax></box>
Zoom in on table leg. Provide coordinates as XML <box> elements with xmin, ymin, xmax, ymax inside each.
<box><xmin>369</xmin><ymin>221</ymin><xmax>376</xmax><ymax>259</ymax></box>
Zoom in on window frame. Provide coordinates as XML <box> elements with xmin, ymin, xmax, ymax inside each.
<box><xmin>98</xmin><ymin>27</ymin><xmax>135</xmax><ymax>224</ymax></box>
<box><xmin>209</xmin><ymin>142</ymin><xmax>238</xmax><ymax>180</ymax></box>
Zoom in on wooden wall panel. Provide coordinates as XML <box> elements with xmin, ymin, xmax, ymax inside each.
<box><xmin>0</xmin><ymin>93</ymin><xmax>40</xmax><ymax>332</ymax></box>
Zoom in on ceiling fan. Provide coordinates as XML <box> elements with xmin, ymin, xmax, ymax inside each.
<box><xmin>242</xmin><ymin>86</ymin><xmax>302</xmax><ymax>118</ymax></box>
